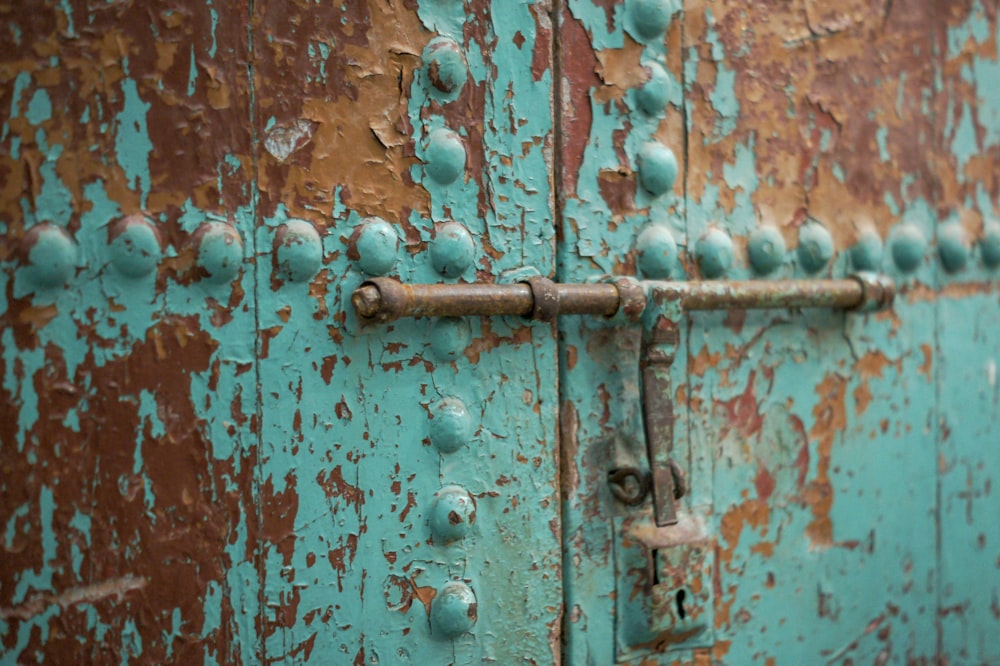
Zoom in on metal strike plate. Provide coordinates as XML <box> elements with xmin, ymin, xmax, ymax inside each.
<box><xmin>614</xmin><ymin>511</ymin><xmax>714</xmax><ymax>660</ymax></box>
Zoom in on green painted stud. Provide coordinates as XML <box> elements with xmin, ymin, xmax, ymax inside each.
<box><xmin>275</xmin><ymin>219</ymin><xmax>323</xmax><ymax>282</ymax></box>
<box><xmin>110</xmin><ymin>215</ymin><xmax>161</xmax><ymax>279</ymax></box>
<box><xmin>424</xmin><ymin>128</ymin><xmax>466</xmax><ymax>185</ymax></box>
<box><xmin>348</xmin><ymin>217</ymin><xmax>399</xmax><ymax>276</ymax></box>
<box><xmin>637</xmin><ymin>142</ymin><xmax>678</xmax><ymax>197</ymax></box>
<box><xmin>797</xmin><ymin>222</ymin><xmax>834</xmax><ymax>273</ymax></box>
<box><xmin>196</xmin><ymin>222</ymin><xmax>243</xmax><ymax>284</ymax></box>
<box><xmin>628</xmin><ymin>0</ymin><xmax>676</xmax><ymax>41</ymax></box>
<box><xmin>431</xmin><ymin>221</ymin><xmax>475</xmax><ymax>278</ymax></box>
<box><xmin>429</xmin><ymin>486</ymin><xmax>476</xmax><ymax>543</ymax></box>
<box><xmin>424</xmin><ymin>37</ymin><xmax>467</xmax><ymax>97</ymax></box>
<box><xmin>695</xmin><ymin>228</ymin><xmax>733</xmax><ymax>279</ymax></box>
<box><xmin>636</xmin><ymin>224</ymin><xmax>677</xmax><ymax>278</ymax></box>
<box><xmin>430</xmin><ymin>318</ymin><xmax>471</xmax><ymax>361</ymax></box>
<box><xmin>431</xmin><ymin>581</ymin><xmax>477</xmax><ymax>638</ymax></box>
<box><xmin>636</xmin><ymin>61</ymin><xmax>671</xmax><ymax>116</ymax></box>
<box><xmin>890</xmin><ymin>223</ymin><xmax>927</xmax><ymax>273</ymax></box>
<box><xmin>938</xmin><ymin>224</ymin><xmax>969</xmax><ymax>273</ymax></box>
<box><xmin>747</xmin><ymin>227</ymin><xmax>786</xmax><ymax>275</ymax></box>
<box><xmin>24</xmin><ymin>223</ymin><xmax>77</xmax><ymax>289</ymax></box>
<box><xmin>981</xmin><ymin>222</ymin><xmax>1000</xmax><ymax>269</ymax></box>
<box><xmin>850</xmin><ymin>228</ymin><xmax>884</xmax><ymax>271</ymax></box>
<box><xmin>429</xmin><ymin>397</ymin><xmax>473</xmax><ymax>454</ymax></box>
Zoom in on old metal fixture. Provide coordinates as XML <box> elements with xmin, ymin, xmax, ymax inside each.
<box><xmin>352</xmin><ymin>273</ymin><xmax>895</xmax><ymax>527</ymax></box>
<box><xmin>351</xmin><ymin>273</ymin><xmax>895</xmax><ymax>324</ymax></box>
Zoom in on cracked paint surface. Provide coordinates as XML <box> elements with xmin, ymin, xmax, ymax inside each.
<box><xmin>2</xmin><ymin>0</ymin><xmax>999</xmax><ymax>664</ymax></box>
<box><xmin>558</xmin><ymin>0</ymin><xmax>999</xmax><ymax>664</ymax></box>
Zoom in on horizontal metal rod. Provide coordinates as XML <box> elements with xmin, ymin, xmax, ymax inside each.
<box><xmin>352</xmin><ymin>274</ymin><xmax>894</xmax><ymax>323</ymax></box>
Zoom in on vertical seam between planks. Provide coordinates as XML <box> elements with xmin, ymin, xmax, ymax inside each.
<box><xmin>245</xmin><ymin>1</ymin><xmax>265</xmax><ymax>662</ymax></box>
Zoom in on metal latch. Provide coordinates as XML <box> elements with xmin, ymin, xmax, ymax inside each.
<box><xmin>351</xmin><ymin>273</ymin><xmax>895</xmax><ymax>526</ymax></box>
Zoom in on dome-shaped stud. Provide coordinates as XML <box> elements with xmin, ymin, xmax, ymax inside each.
<box><xmin>429</xmin><ymin>397</ymin><xmax>473</xmax><ymax>454</ymax></box>
<box><xmin>430</xmin><ymin>221</ymin><xmax>475</xmax><ymax>278</ymax></box>
<box><xmin>637</xmin><ymin>142</ymin><xmax>678</xmax><ymax>197</ymax></box>
<box><xmin>797</xmin><ymin>222</ymin><xmax>834</xmax><ymax>273</ymax></box>
<box><xmin>695</xmin><ymin>228</ymin><xmax>733</xmax><ymax>279</ymax></box>
<box><xmin>431</xmin><ymin>581</ymin><xmax>477</xmax><ymax>639</ymax></box>
<box><xmin>348</xmin><ymin>217</ymin><xmax>399</xmax><ymax>277</ymax></box>
<box><xmin>424</xmin><ymin>128</ymin><xmax>466</xmax><ymax>185</ymax></box>
<box><xmin>629</xmin><ymin>0</ymin><xmax>675</xmax><ymax>41</ymax></box>
<box><xmin>109</xmin><ymin>215</ymin><xmax>162</xmax><ymax>278</ymax></box>
<box><xmin>23</xmin><ymin>223</ymin><xmax>77</xmax><ymax>289</ymax></box>
<box><xmin>196</xmin><ymin>222</ymin><xmax>244</xmax><ymax>284</ymax></box>
<box><xmin>981</xmin><ymin>222</ymin><xmax>1000</xmax><ymax>269</ymax></box>
<box><xmin>850</xmin><ymin>228</ymin><xmax>883</xmax><ymax>271</ymax></box>
<box><xmin>747</xmin><ymin>226</ymin><xmax>786</xmax><ymax>275</ymax></box>
<box><xmin>636</xmin><ymin>61</ymin><xmax>671</xmax><ymax>116</ymax></box>
<box><xmin>430</xmin><ymin>318</ymin><xmax>471</xmax><ymax>362</ymax></box>
<box><xmin>424</xmin><ymin>37</ymin><xmax>468</xmax><ymax>97</ymax></box>
<box><xmin>429</xmin><ymin>486</ymin><xmax>476</xmax><ymax>543</ymax></box>
<box><xmin>636</xmin><ymin>224</ymin><xmax>676</xmax><ymax>279</ymax></box>
<box><xmin>890</xmin><ymin>223</ymin><xmax>926</xmax><ymax>273</ymax></box>
<box><xmin>275</xmin><ymin>219</ymin><xmax>323</xmax><ymax>282</ymax></box>
<box><xmin>938</xmin><ymin>224</ymin><xmax>969</xmax><ymax>273</ymax></box>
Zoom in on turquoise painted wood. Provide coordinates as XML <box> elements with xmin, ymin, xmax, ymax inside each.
<box><xmin>2</xmin><ymin>1</ymin><xmax>999</xmax><ymax>664</ymax></box>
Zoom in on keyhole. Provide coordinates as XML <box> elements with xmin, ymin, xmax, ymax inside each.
<box><xmin>676</xmin><ymin>589</ymin><xmax>687</xmax><ymax>619</ymax></box>
<box><xmin>650</xmin><ymin>549</ymin><xmax>660</xmax><ymax>585</ymax></box>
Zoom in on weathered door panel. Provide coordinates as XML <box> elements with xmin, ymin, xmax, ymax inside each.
<box><xmin>251</xmin><ymin>2</ymin><xmax>561</xmax><ymax>662</ymax></box>
<box><xmin>937</xmin><ymin>5</ymin><xmax>1000</xmax><ymax>663</ymax></box>
<box><xmin>558</xmin><ymin>0</ymin><xmax>998</xmax><ymax>664</ymax></box>
<box><xmin>3</xmin><ymin>0</ymin><xmax>1000</xmax><ymax>664</ymax></box>
<box><xmin>0</xmin><ymin>2</ymin><xmax>260</xmax><ymax>663</ymax></box>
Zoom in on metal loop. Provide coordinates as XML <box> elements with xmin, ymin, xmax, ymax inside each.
<box><xmin>607</xmin><ymin>467</ymin><xmax>651</xmax><ymax>506</ymax></box>
<box><xmin>607</xmin><ymin>276</ymin><xmax>646</xmax><ymax>322</ymax></box>
<box><xmin>523</xmin><ymin>276</ymin><xmax>560</xmax><ymax>322</ymax></box>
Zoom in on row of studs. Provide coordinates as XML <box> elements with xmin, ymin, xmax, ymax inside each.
<box><xmin>636</xmin><ymin>221</ymin><xmax>1000</xmax><ymax>279</ymax></box>
<box><xmin>405</xmin><ymin>33</ymin><xmax>479</xmax><ymax>640</ymax></box>
<box><xmin>16</xmin><ymin>214</ymin><xmax>481</xmax><ymax>290</ymax></box>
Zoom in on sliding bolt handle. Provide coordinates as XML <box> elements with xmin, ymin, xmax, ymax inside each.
<box><xmin>351</xmin><ymin>273</ymin><xmax>894</xmax><ymax>323</ymax></box>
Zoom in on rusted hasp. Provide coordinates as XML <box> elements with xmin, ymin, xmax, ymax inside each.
<box><xmin>351</xmin><ymin>273</ymin><xmax>894</xmax><ymax>323</ymax></box>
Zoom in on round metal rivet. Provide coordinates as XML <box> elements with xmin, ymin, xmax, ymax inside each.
<box><xmin>424</xmin><ymin>128</ymin><xmax>466</xmax><ymax>185</ymax></box>
<box><xmin>850</xmin><ymin>228</ymin><xmax>883</xmax><ymax>271</ymax></box>
<box><xmin>938</xmin><ymin>224</ymin><xmax>968</xmax><ymax>273</ymax></box>
<box><xmin>431</xmin><ymin>581</ymin><xmax>477</xmax><ymax>638</ymax></box>
<box><xmin>430</xmin><ymin>222</ymin><xmax>475</xmax><ymax>278</ymax></box>
<box><xmin>890</xmin><ymin>223</ymin><xmax>926</xmax><ymax>272</ymax></box>
<box><xmin>430</xmin><ymin>397</ymin><xmax>473</xmax><ymax>454</ymax></box>
<box><xmin>637</xmin><ymin>142</ymin><xmax>678</xmax><ymax>197</ymax></box>
<box><xmin>630</xmin><ymin>0</ymin><xmax>675</xmax><ymax>41</ymax></box>
<box><xmin>429</xmin><ymin>486</ymin><xmax>476</xmax><ymax>543</ymax></box>
<box><xmin>636</xmin><ymin>224</ymin><xmax>676</xmax><ymax>278</ymax></box>
<box><xmin>747</xmin><ymin>226</ymin><xmax>786</xmax><ymax>275</ymax></box>
<box><xmin>797</xmin><ymin>222</ymin><xmax>834</xmax><ymax>273</ymax></box>
<box><xmin>196</xmin><ymin>222</ymin><xmax>243</xmax><ymax>284</ymax></box>
<box><xmin>430</xmin><ymin>318</ymin><xmax>471</xmax><ymax>361</ymax></box>
<box><xmin>348</xmin><ymin>217</ymin><xmax>399</xmax><ymax>276</ymax></box>
<box><xmin>24</xmin><ymin>223</ymin><xmax>76</xmax><ymax>288</ymax></box>
<box><xmin>424</xmin><ymin>37</ymin><xmax>467</xmax><ymax>96</ymax></box>
<box><xmin>275</xmin><ymin>219</ymin><xmax>323</xmax><ymax>282</ymax></box>
<box><xmin>695</xmin><ymin>228</ymin><xmax>733</xmax><ymax>279</ymax></box>
<box><xmin>109</xmin><ymin>215</ymin><xmax>161</xmax><ymax>278</ymax></box>
<box><xmin>981</xmin><ymin>222</ymin><xmax>1000</xmax><ymax>268</ymax></box>
<box><xmin>636</xmin><ymin>61</ymin><xmax>671</xmax><ymax>116</ymax></box>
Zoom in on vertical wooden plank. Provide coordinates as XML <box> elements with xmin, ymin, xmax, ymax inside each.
<box><xmin>936</xmin><ymin>2</ymin><xmax>1000</xmax><ymax>662</ymax></box>
<box><xmin>250</xmin><ymin>1</ymin><xmax>561</xmax><ymax>662</ymax></box>
<box><xmin>554</xmin><ymin>0</ymin><xmax>690</xmax><ymax>662</ymax></box>
<box><xmin>681</xmin><ymin>1</ymin><xmax>941</xmax><ymax>662</ymax></box>
<box><xmin>0</xmin><ymin>1</ymin><xmax>259</xmax><ymax>663</ymax></box>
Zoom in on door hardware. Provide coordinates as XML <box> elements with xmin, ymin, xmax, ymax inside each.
<box><xmin>608</xmin><ymin>460</ymin><xmax>686</xmax><ymax>507</ymax></box>
<box><xmin>351</xmin><ymin>273</ymin><xmax>894</xmax><ymax>324</ymax></box>
<box><xmin>352</xmin><ymin>273</ymin><xmax>895</xmax><ymax>527</ymax></box>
